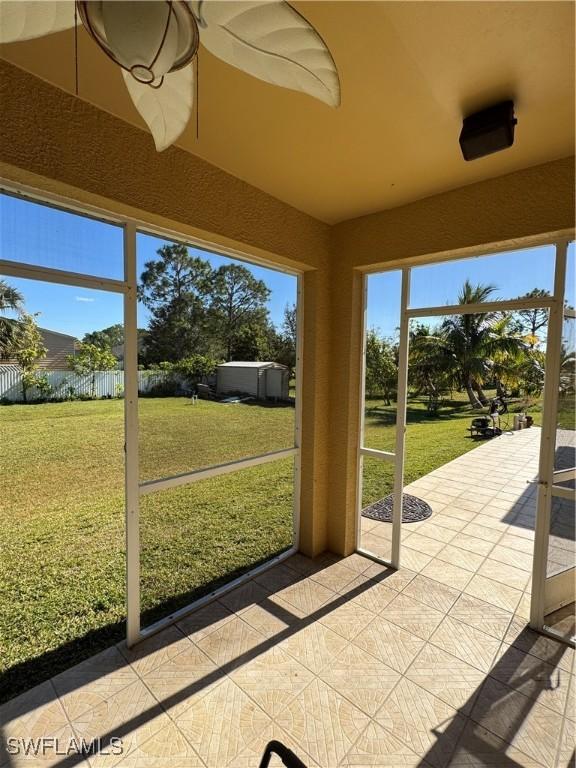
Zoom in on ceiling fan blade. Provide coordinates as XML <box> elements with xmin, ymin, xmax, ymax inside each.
<box><xmin>192</xmin><ymin>0</ymin><xmax>340</xmax><ymax>107</ymax></box>
<box><xmin>122</xmin><ymin>65</ymin><xmax>194</xmax><ymax>152</ymax></box>
<box><xmin>0</xmin><ymin>0</ymin><xmax>76</xmax><ymax>44</ymax></box>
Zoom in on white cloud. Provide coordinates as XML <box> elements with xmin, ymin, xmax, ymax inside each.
<box><xmin>75</xmin><ymin>296</ymin><xmax>95</xmax><ymax>303</ymax></box>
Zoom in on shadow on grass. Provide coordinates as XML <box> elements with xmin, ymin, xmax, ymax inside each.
<box><xmin>0</xmin><ymin>547</ymin><xmax>290</xmax><ymax>705</ymax></box>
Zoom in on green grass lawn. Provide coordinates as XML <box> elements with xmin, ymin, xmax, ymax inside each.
<box><xmin>362</xmin><ymin>390</ymin><xmax>543</xmax><ymax>507</ymax></box>
<box><xmin>0</xmin><ymin>397</ymin><xmax>294</xmax><ymax>702</ymax></box>
<box><xmin>0</xmin><ymin>390</ymin><xmax>542</xmax><ymax>702</ymax></box>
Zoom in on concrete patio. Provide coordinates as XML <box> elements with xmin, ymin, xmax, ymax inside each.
<box><xmin>361</xmin><ymin>426</ymin><xmax>575</xmax><ymax>633</ymax></box>
<box><xmin>1</xmin><ymin>546</ymin><xmax>574</xmax><ymax>768</ymax></box>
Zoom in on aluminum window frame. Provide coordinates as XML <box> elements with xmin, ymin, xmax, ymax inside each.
<box><xmin>0</xmin><ymin>181</ymin><xmax>303</xmax><ymax>647</ymax></box>
<box><xmin>356</xmin><ymin>236</ymin><xmax>574</xmax><ymax>637</ymax></box>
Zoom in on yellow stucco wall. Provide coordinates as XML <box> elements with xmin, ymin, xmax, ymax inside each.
<box><xmin>1</xmin><ymin>62</ymin><xmax>574</xmax><ymax>557</ymax></box>
<box><xmin>329</xmin><ymin>157</ymin><xmax>575</xmax><ymax>555</ymax></box>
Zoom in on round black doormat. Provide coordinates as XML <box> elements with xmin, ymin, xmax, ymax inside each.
<box><xmin>362</xmin><ymin>493</ymin><xmax>433</xmax><ymax>524</ymax></box>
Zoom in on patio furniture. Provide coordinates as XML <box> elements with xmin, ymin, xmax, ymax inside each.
<box><xmin>259</xmin><ymin>740</ymin><xmax>308</xmax><ymax>768</ymax></box>
<box><xmin>468</xmin><ymin>416</ymin><xmax>499</xmax><ymax>438</ymax></box>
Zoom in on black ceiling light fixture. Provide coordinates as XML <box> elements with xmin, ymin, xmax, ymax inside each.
<box><xmin>459</xmin><ymin>100</ymin><xmax>517</xmax><ymax>161</ymax></box>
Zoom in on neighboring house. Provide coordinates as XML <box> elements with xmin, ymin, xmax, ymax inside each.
<box><xmin>216</xmin><ymin>361</ymin><xmax>290</xmax><ymax>400</ymax></box>
<box><xmin>3</xmin><ymin>325</ymin><xmax>78</xmax><ymax>370</ymax></box>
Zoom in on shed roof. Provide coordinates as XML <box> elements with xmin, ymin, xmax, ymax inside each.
<box><xmin>218</xmin><ymin>361</ymin><xmax>287</xmax><ymax>369</ymax></box>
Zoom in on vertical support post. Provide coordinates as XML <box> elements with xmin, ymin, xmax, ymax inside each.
<box><xmin>356</xmin><ymin>274</ymin><xmax>369</xmax><ymax>551</ymax></box>
<box><xmin>391</xmin><ymin>268</ymin><xmax>411</xmax><ymax>568</ymax></box>
<box><xmin>124</xmin><ymin>221</ymin><xmax>140</xmax><ymax>647</ymax></box>
<box><xmin>530</xmin><ymin>241</ymin><xmax>567</xmax><ymax>630</ymax></box>
<box><xmin>293</xmin><ymin>274</ymin><xmax>304</xmax><ymax>548</ymax></box>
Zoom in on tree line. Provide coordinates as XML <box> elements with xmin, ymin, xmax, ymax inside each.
<box><xmin>0</xmin><ymin>244</ymin><xmax>297</xmax><ymax>401</ymax></box>
<box><xmin>366</xmin><ymin>282</ymin><xmax>555</xmax><ymax>411</ymax></box>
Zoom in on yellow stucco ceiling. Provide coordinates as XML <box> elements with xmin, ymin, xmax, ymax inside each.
<box><xmin>1</xmin><ymin>1</ymin><xmax>574</xmax><ymax>224</ymax></box>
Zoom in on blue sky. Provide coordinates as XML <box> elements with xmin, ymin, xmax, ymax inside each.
<box><xmin>367</xmin><ymin>243</ymin><xmax>574</xmax><ymax>338</ymax></box>
<box><xmin>0</xmin><ymin>195</ymin><xmax>297</xmax><ymax>339</ymax></box>
<box><xmin>1</xmin><ymin>194</ymin><xmax>573</xmax><ymax>340</ymax></box>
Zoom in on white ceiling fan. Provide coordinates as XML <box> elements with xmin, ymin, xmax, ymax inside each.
<box><xmin>0</xmin><ymin>1</ymin><xmax>341</xmax><ymax>151</ymax></box>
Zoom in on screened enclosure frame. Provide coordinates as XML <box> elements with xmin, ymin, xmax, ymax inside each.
<box><xmin>356</xmin><ymin>236</ymin><xmax>574</xmax><ymax>645</ymax></box>
<box><xmin>0</xmin><ymin>180</ymin><xmax>303</xmax><ymax>648</ymax></box>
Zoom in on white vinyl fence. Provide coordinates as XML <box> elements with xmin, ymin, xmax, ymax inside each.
<box><xmin>0</xmin><ymin>365</ymin><xmax>177</xmax><ymax>402</ymax></box>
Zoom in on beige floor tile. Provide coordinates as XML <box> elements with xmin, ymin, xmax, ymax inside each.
<box><xmin>403</xmin><ymin>532</ymin><xmax>446</xmax><ymax>557</ymax></box>
<box><xmin>556</xmin><ymin>718</ymin><xmax>575</xmax><ymax>768</ymax></box>
<box><xmin>447</xmin><ymin>721</ymin><xmax>544</xmax><ymax>767</ymax></box>
<box><xmin>489</xmin><ymin>544</ymin><xmax>533</xmax><ymax>572</ymax></box>
<box><xmin>118</xmin><ymin>626</ymin><xmax>191</xmax><ymax>677</ymax></box>
<box><xmin>340</xmin><ymin>553</ymin><xmax>377</xmax><ymax>575</ymax></box>
<box><xmin>499</xmin><ymin>534</ymin><xmax>537</xmax><ymax>555</ymax></box>
<box><xmin>233</xmin><ymin>722</ymin><xmax>319</xmax><ymax>768</ymax></box>
<box><xmin>310</xmin><ymin>560</ymin><xmax>358</xmax><ymax>592</ymax></box>
<box><xmin>112</xmin><ymin>721</ymin><xmax>204</xmax><ymax>768</ymax></box>
<box><xmin>284</xmin><ymin>552</ymin><xmax>338</xmax><ymax>576</ymax></box>
<box><xmin>140</xmin><ymin>643</ymin><xmax>219</xmax><ymax>718</ymax></box>
<box><xmin>471</xmin><ymin>677</ymin><xmax>562</xmax><ymax>768</ymax></box>
<box><xmin>272</xmin><ymin>577</ymin><xmax>335</xmax><ymax>616</ymax></box>
<box><xmin>430</xmin><ymin>616</ymin><xmax>501</xmax><ymax>673</ymax></box>
<box><xmin>376</xmin><ymin>678</ymin><xmax>467</xmax><ymax>768</ymax></box>
<box><xmin>363</xmin><ymin>563</ymin><xmax>417</xmax><ymax>592</ymax></box>
<box><xmin>406</xmin><ymin>643</ymin><xmax>485</xmax><ymax>715</ymax></box>
<box><xmin>455</xmin><ymin>499</ymin><xmax>488</xmax><ymax>514</ymax></box>
<box><xmin>353</xmin><ymin>615</ymin><xmax>424</xmax><ymax>673</ymax></box>
<box><xmin>478</xmin><ymin>558</ymin><xmax>530</xmax><ymax>591</ymax></box>
<box><xmin>176</xmin><ymin>601</ymin><xmax>235</xmax><ymax>643</ymax></box>
<box><xmin>421</xmin><ymin>560</ymin><xmax>473</xmax><ymax>591</ymax></box>
<box><xmin>52</xmin><ymin>647</ymin><xmax>139</xmax><ymax>721</ymax></box>
<box><xmin>195</xmin><ymin>616</ymin><xmax>264</xmax><ymax>667</ymax></box>
<box><xmin>349</xmin><ymin>579</ymin><xmax>398</xmax><ymax>615</ymax></box>
<box><xmin>70</xmin><ymin>680</ymin><xmax>170</xmax><ymax>768</ymax></box>
<box><xmin>505</xmin><ymin>618</ymin><xmax>575</xmax><ymax>674</ymax></box>
<box><xmin>462</xmin><ymin>523</ymin><xmax>502</xmax><ymax>544</ymax></box>
<box><xmin>449</xmin><ymin>534</ymin><xmax>495</xmax><ymax>557</ymax></box>
<box><xmin>230</xmin><ymin>645</ymin><xmax>314</xmax><ymax>717</ymax></box>
<box><xmin>383</xmin><ymin>592</ymin><xmax>444</xmax><ymax>640</ymax></box>
<box><xmin>219</xmin><ymin>580</ymin><xmax>271</xmax><ymax>615</ymax></box>
<box><xmin>427</xmin><ymin>515</ymin><xmax>469</xmax><ymax>533</ymax></box>
<box><xmin>253</xmin><ymin>563</ymin><xmax>302</xmax><ymax>592</ymax></box>
<box><xmin>279</xmin><ymin>620</ymin><xmax>348</xmax><ymax>674</ymax></box>
<box><xmin>175</xmin><ymin>677</ymin><xmax>271</xmax><ymax>767</ymax></box>
<box><xmin>402</xmin><ymin>574</ymin><xmax>461</xmax><ymax>613</ymax></box>
<box><xmin>464</xmin><ymin>574</ymin><xmax>522</xmax><ymax>613</ymax></box>
<box><xmin>436</xmin><ymin>544</ymin><xmax>485</xmax><ymax>573</ymax></box>
<box><xmin>360</xmin><ymin>532</ymin><xmax>393</xmax><ymax>561</ymax></box>
<box><xmin>340</xmin><ymin>721</ymin><xmax>425</xmax><ymax>767</ymax></box>
<box><xmin>490</xmin><ymin>643</ymin><xmax>570</xmax><ymax>716</ymax></box>
<box><xmin>439</xmin><ymin>507</ymin><xmax>477</xmax><ymax>524</ymax></box>
<box><xmin>318</xmin><ymin>643</ymin><xmax>400</xmax><ymax>717</ymax></box>
<box><xmin>448</xmin><ymin>593</ymin><xmax>513</xmax><ymax>640</ymax></box>
<box><xmin>400</xmin><ymin>546</ymin><xmax>433</xmax><ymax>573</ymax></box>
<box><xmin>276</xmin><ymin>678</ymin><xmax>370</xmax><ymax>768</ymax></box>
<box><xmin>0</xmin><ymin>681</ymin><xmax>71</xmax><ymax>760</ymax></box>
<box><xmin>474</xmin><ymin>513</ymin><xmax>513</xmax><ymax>533</ymax></box>
<box><xmin>240</xmin><ymin>599</ymin><xmax>302</xmax><ymax>640</ymax></box>
<box><xmin>318</xmin><ymin>599</ymin><xmax>375</xmax><ymax>641</ymax></box>
<box><xmin>515</xmin><ymin>592</ymin><xmax>532</xmax><ymax>620</ymax></box>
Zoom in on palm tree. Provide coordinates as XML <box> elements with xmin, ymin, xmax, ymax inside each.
<box><xmin>411</xmin><ymin>281</ymin><xmax>527</xmax><ymax>409</ymax></box>
<box><xmin>0</xmin><ymin>279</ymin><xmax>24</xmax><ymax>357</ymax></box>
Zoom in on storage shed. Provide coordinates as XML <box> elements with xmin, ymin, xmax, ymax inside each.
<box><xmin>216</xmin><ymin>361</ymin><xmax>290</xmax><ymax>400</ymax></box>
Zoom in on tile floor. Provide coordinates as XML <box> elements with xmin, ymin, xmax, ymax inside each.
<box><xmin>1</xmin><ymin>428</ymin><xmax>574</xmax><ymax>768</ymax></box>
<box><xmin>361</xmin><ymin>427</ymin><xmax>575</xmax><ymax>630</ymax></box>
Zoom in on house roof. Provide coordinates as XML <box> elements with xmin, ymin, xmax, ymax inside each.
<box><xmin>218</xmin><ymin>361</ymin><xmax>287</xmax><ymax>369</ymax></box>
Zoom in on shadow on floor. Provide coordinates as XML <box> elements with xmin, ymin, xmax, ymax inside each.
<box><xmin>1</xmin><ymin>553</ymin><xmax>573</xmax><ymax>768</ymax></box>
